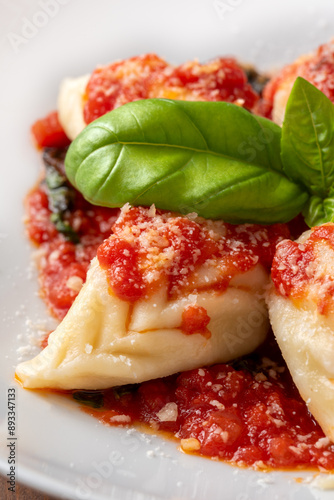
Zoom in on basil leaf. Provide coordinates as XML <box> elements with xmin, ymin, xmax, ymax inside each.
<box><xmin>65</xmin><ymin>99</ymin><xmax>308</xmax><ymax>224</ymax></box>
<box><xmin>73</xmin><ymin>390</ymin><xmax>104</xmax><ymax>409</ymax></box>
<box><xmin>303</xmin><ymin>189</ymin><xmax>334</xmax><ymax>228</ymax></box>
<box><xmin>43</xmin><ymin>148</ymin><xmax>79</xmax><ymax>243</ymax></box>
<box><xmin>282</xmin><ymin>77</ymin><xmax>334</xmax><ymax>198</ymax></box>
<box><xmin>281</xmin><ymin>77</ymin><xmax>334</xmax><ymax>227</ymax></box>
<box><xmin>50</xmin><ymin>213</ymin><xmax>80</xmax><ymax>244</ymax></box>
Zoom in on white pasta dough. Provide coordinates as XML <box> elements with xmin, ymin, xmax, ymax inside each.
<box><xmin>16</xmin><ymin>257</ymin><xmax>269</xmax><ymax>390</ymax></box>
<box><xmin>58</xmin><ymin>75</ymin><xmax>89</xmax><ymax>141</ymax></box>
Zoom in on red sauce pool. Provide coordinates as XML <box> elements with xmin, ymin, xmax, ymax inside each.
<box><xmin>75</xmin><ymin>336</ymin><xmax>334</xmax><ymax>470</ymax></box>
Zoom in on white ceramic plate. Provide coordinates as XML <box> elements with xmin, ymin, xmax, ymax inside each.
<box><xmin>1</xmin><ymin>1</ymin><xmax>334</xmax><ymax>498</ymax></box>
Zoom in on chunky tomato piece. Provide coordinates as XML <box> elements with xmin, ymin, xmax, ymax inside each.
<box><xmin>31</xmin><ymin>111</ymin><xmax>71</xmax><ymax>149</ymax></box>
<box><xmin>181</xmin><ymin>304</ymin><xmax>211</xmax><ymax>337</ymax></box>
<box><xmin>97</xmin><ymin>238</ymin><xmax>146</xmax><ymax>302</ymax></box>
<box><xmin>45</xmin><ymin>262</ymin><xmax>87</xmax><ymax>310</ymax></box>
<box><xmin>25</xmin><ymin>187</ymin><xmax>58</xmax><ymax>244</ymax></box>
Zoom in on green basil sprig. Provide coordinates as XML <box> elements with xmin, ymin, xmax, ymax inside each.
<box><xmin>43</xmin><ymin>148</ymin><xmax>80</xmax><ymax>243</ymax></box>
<box><xmin>65</xmin><ymin>99</ymin><xmax>308</xmax><ymax>224</ymax></box>
<box><xmin>281</xmin><ymin>77</ymin><xmax>334</xmax><ymax>227</ymax></box>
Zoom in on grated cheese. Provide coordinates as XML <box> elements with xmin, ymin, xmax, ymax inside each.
<box><xmin>156</xmin><ymin>402</ymin><xmax>178</xmax><ymax>422</ymax></box>
<box><xmin>180</xmin><ymin>438</ymin><xmax>201</xmax><ymax>452</ymax></box>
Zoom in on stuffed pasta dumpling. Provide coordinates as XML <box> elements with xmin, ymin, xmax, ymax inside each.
<box><xmin>16</xmin><ymin>205</ymin><xmax>288</xmax><ymax>390</ymax></box>
<box><xmin>268</xmin><ymin>223</ymin><xmax>334</xmax><ymax>442</ymax></box>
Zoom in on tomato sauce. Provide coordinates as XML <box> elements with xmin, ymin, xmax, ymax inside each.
<box><xmin>26</xmin><ymin>182</ymin><xmax>119</xmax><ymax>319</ymax></box>
<box><xmin>272</xmin><ymin>223</ymin><xmax>334</xmax><ymax>315</ymax></box>
<box><xmin>97</xmin><ymin>205</ymin><xmax>289</xmax><ymax>306</ymax></box>
<box><xmin>31</xmin><ymin>111</ymin><xmax>71</xmax><ymax>149</ymax></box>
<box><xmin>75</xmin><ymin>335</ymin><xmax>334</xmax><ymax>470</ymax></box>
<box><xmin>83</xmin><ymin>54</ymin><xmax>259</xmax><ymax>124</ymax></box>
<box><xmin>181</xmin><ymin>304</ymin><xmax>211</xmax><ymax>337</ymax></box>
